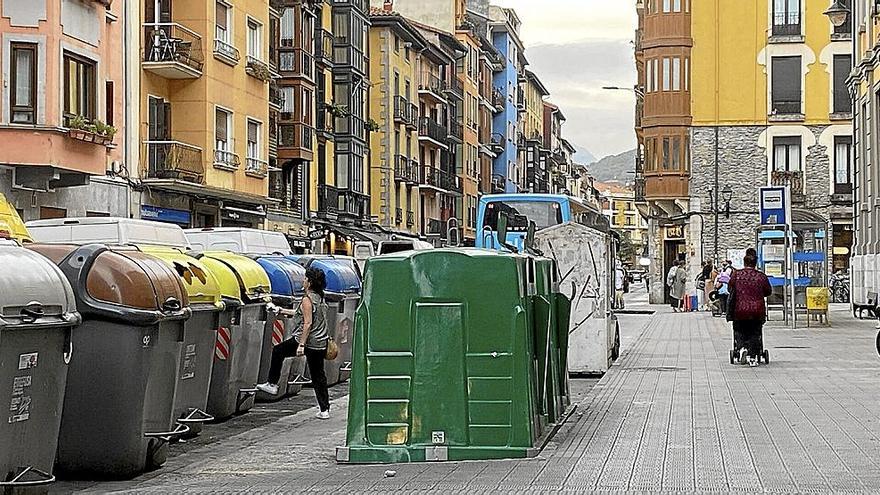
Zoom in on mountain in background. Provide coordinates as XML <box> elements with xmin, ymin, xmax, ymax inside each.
<box><xmin>572</xmin><ymin>144</ymin><xmax>596</xmax><ymax>166</ymax></box>
<box><xmin>586</xmin><ymin>148</ymin><xmax>637</xmax><ymax>184</ymax></box>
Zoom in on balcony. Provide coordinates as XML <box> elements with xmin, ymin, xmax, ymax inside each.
<box><xmin>771</xmin><ymin>13</ymin><xmax>801</xmax><ymax>37</ymax></box>
<box><xmin>213</xmin><ymin>38</ymin><xmax>240</xmax><ymax>66</ymax></box>
<box><xmin>245</xmin><ymin>157</ymin><xmax>268</xmax><ymax>178</ymax></box>
<box><xmin>420</xmin><ymin>166</ymin><xmax>461</xmax><ymax>194</ymax></box>
<box><xmin>771</xmin><ymin>98</ymin><xmax>802</xmax><ymax>120</ymax></box>
<box><xmin>393</xmin><ymin>96</ymin><xmax>409</xmax><ymax>124</ymax></box>
<box><xmin>419</xmin><ymin>71</ymin><xmax>446</xmax><ymax>103</ymax></box>
<box><xmin>516</xmin><ymin>86</ymin><xmax>526</xmax><ymax>112</ymax></box>
<box><xmin>336</xmin><ymin>115</ymin><xmax>365</xmax><ymax>140</ymax></box>
<box><xmin>491</xmin><ymin>174</ymin><xmax>506</xmax><ymax>193</ymax></box>
<box><xmin>317</xmin><ymin>184</ymin><xmax>339</xmax><ymax>216</ymax></box>
<box><xmin>492</xmin><ymin>87</ymin><xmax>505</xmax><ymax>112</ymax></box>
<box><xmin>395</xmin><ymin>207</ymin><xmax>403</xmax><ymax>224</ymax></box>
<box><xmin>333</xmin><ymin>45</ymin><xmax>366</xmax><ymax>76</ymax></box>
<box><xmin>448</xmin><ymin>118</ymin><xmax>464</xmax><ymax>143</ymax></box>
<box><xmin>315</xmin><ymin>29</ymin><xmax>334</xmax><ymax>66</ymax></box>
<box><xmin>407</xmin><ymin>103</ymin><xmax>419</xmax><ymax>130</ymax></box>
<box><xmin>144</xmin><ymin>141</ymin><xmax>204</xmax><ymax>183</ymax></box>
<box><xmin>406</xmin><ymin>211</ymin><xmax>415</xmax><ymax>228</ymax></box>
<box><xmin>418</xmin><ymin>117</ymin><xmax>448</xmax><ymax>148</ymax></box>
<box><xmin>771</xmin><ymin>170</ymin><xmax>805</xmax><ymax>203</ymax></box>
<box><xmin>143</xmin><ymin>23</ymin><xmax>204</xmax><ymax>79</ymax></box>
<box><xmin>278</xmin><ymin>48</ymin><xmax>314</xmax><ymax>80</ymax></box>
<box><xmin>316</xmin><ymin>109</ymin><xmax>334</xmax><ymax>137</ymax></box>
<box><xmin>338</xmin><ymin>189</ymin><xmax>370</xmax><ymax>220</ymax></box>
<box><xmin>445</xmin><ymin>76</ymin><xmax>464</xmax><ymax>100</ymax></box>
<box><xmin>279</xmin><ymin>123</ymin><xmax>314</xmax><ymax>159</ymax></box>
<box><xmin>427</xmin><ymin>218</ymin><xmax>445</xmax><ymax>237</ymax></box>
<box><xmin>489</xmin><ymin>133</ymin><xmax>505</xmax><ymax>154</ymax></box>
<box><xmin>394</xmin><ymin>155</ymin><xmax>411</xmax><ymax>183</ymax></box>
<box><xmin>213</xmin><ymin>149</ymin><xmax>240</xmax><ymax>171</ymax></box>
<box><xmin>269</xmin><ymin>84</ymin><xmax>285</xmax><ymax>111</ymax></box>
<box><xmin>246</xmin><ymin>56</ymin><xmax>271</xmax><ymax>82</ymax></box>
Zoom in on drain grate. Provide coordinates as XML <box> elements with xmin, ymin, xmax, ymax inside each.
<box><xmin>615</xmin><ymin>309</ymin><xmax>657</xmax><ymax>315</ymax></box>
<box><xmin>773</xmin><ymin>345</ymin><xmax>810</xmax><ymax>349</ymax></box>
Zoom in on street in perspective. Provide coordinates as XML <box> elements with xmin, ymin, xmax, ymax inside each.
<box><xmin>1</xmin><ymin>0</ymin><xmax>879</xmax><ymax>494</ymax></box>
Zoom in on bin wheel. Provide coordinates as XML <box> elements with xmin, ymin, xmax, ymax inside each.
<box><xmin>876</xmin><ymin>330</ymin><xmax>880</xmax><ymax>357</ymax></box>
<box><xmin>762</xmin><ymin>350</ymin><xmax>770</xmax><ymax>364</ymax></box>
<box><xmin>729</xmin><ymin>350</ymin><xmax>736</xmax><ymax>364</ymax></box>
<box><xmin>610</xmin><ymin>326</ymin><xmax>621</xmax><ymax>361</ymax></box>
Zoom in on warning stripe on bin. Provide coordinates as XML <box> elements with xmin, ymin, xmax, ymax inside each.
<box><xmin>272</xmin><ymin>319</ymin><xmax>284</xmax><ymax>346</ymax></box>
<box><xmin>215</xmin><ymin>326</ymin><xmax>230</xmax><ymax>360</ymax></box>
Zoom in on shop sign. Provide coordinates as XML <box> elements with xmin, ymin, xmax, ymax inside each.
<box><xmin>665</xmin><ymin>225</ymin><xmax>684</xmax><ymax>239</ymax></box>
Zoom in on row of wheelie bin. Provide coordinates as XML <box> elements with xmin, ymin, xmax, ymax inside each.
<box><xmin>1</xmin><ymin>229</ymin><xmax>364</xmax><ymax>485</ymax></box>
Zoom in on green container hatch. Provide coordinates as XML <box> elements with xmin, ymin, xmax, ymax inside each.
<box><xmin>338</xmin><ymin>248</ymin><xmax>571</xmax><ymax>464</ymax></box>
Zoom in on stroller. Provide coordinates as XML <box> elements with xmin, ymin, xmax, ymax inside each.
<box><xmin>729</xmin><ymin>332</ymin><xmax>770</xmax><ymax>365</ymax></box>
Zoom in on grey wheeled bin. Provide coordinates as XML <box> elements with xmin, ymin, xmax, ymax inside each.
<box><xmin>28</xmin><ymin>244</ymin><xmax>191</xmax><ymax>479</ymax></box>
<box><xmin>0</xmin><ymin>243</ymin><xmax>79</xmax><ymax>490</ymax></box>
<box><xmin>254</xmin><ymin>256</ymin><xmax>308</xmax><ymax>401</ymax></box>
<box><xmin>137</xmin><ymin>246</ymin><xmax>223</xmax><ymax>436</ymax></box>
<box><xmin>195</xmin><ymin>251</ymin><xmax>271</xmax><ymax>420</ymax></box>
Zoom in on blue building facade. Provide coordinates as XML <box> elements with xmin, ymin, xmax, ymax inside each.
<box><xmin>489</xmin><ymin>10</ymin><xmax>522</xmax><ymax>194</ymax></box>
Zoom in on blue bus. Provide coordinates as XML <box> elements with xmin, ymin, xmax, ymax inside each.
<box><xmin>476</xmin><ymin>193</ymin><xmax>609</xmax><ymax>251</ymax></box>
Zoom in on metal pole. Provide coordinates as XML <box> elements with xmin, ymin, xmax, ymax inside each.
<box><xmin>714</xmin><ymin>126</ymin><xmax>720</xmax><ymax>262</ymax></box>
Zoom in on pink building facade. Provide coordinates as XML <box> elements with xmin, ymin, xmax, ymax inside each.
<box><xmin>0</xmin><ymin>0</ymin><xmax>128</xmax><ymax>220</ymax></box>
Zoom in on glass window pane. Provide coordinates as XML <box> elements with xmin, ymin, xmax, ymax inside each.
<box><xmin>672</xmin><ymin>58</ymin><xmax>681</xmax><ymax>91</ymax></box>
<box><xmin>788</xmin><ymin>143</ymin><xmax>801</xmax><ymax>171</ymax></box>
<box><xmin>14</xmin><ymin>48</ymin><xmax>33</xmax><ymax>107</ymax></box>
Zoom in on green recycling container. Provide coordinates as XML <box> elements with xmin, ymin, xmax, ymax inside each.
<box><xmin>337</xmin><ymin>249</ymin><xmax>571</xmax><ymax>464</ymax></box>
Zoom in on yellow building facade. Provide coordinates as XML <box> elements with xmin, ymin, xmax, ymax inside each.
<box><xmin>139</xmin><ymin>0</ymin><xmax>272</xmax><ymax>228</ymax></box>
<box><xmin>457</xmin><ymin>30</ymin><xmax>482</xmax><ymax>243</ymax></box>
<box><xmin>686</xmin><ymin>0</ymin><xmax>852</xmax><ymax>273</ymax></box>
<box><xmin>368</xmin><ymin>10</ymin><xmax>426</xmax><ymax>237</ymax></box>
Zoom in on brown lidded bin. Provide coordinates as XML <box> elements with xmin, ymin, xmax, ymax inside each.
<box><xmin>27</xmin><ymin>244</ymin><xmax>191</xmax><ymax>480</ymax></box>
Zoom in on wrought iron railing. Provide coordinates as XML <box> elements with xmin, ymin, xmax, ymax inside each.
<box><xmin>213</xmin><ymin>38</ymin><xmax>240</xmax><ymax>63</ymax></box>
<box><xmin>144</xmin><ymin>140</ymin><xmax>204</xmax><ymax>183</ymax></box>
<box><xmin>419</xmin><ymin>71</ymin><xmax>445</xmax><ymax>95</ymax></box>
<box><xmin>143</xmin><ymin>23</ymin><xmax>204</xmax><ymax>73</ymax></box>
<box><xmin>245</xmin><ymin>157</ymin><xmax>269</xmax><ymax>178</ymax></box>
<box><xmin>213</xmin><ymin>149</ymin><xmax>240</xmax><ymax>171</ymax></box>
<box><xmin>419</xmin><ymin>117</ymin><xmax>447</xmax><ymax>144</ymax></box>
<box><xmin>318</xmin><ymin>184</ymin><xmax>339</xmax><ymax>215</ymax></box>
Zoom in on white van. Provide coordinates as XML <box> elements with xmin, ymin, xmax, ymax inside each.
<box><xmin>184</xmin><ymin>227</ymin><xmax>292</xmax><ymax>255</ymax></box>
<box><xmin>376</xmin><ymin>237</ymin><xmax>434</xmax><ymax>256</ymax></box>
<box><xmin>26</xmin><ymin>217</ymin><xmax>190</xmax><ymax>248</ymax></box>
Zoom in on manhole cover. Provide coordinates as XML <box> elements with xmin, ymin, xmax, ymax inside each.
<box><xmin>773</xmin><ymin>345</ymin><xmax>810</xmax><ymax>349</ymax></box>
<box><xmin>625</xmin><ymin>366</ymin><xmax>686</xmax><ymax>372</ymax></box>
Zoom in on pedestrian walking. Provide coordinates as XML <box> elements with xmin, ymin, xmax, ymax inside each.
<box><xmin>698</xmin><ymin>260</ymin><xmax>716</xmax><ymax>311</ymax></box>
<box><xmin>669</xmin><ymin>260</ymin><xmax>687</xmax><ymax>312</ymax></box>
<box><xmin>727</xmin><ymin>248</ymin><xmax>771</xmax><ymax>367</ymax></box>
<box><xmin>257</xmin><ymin>267</ymin><xmax>332</xmax><ymax>418</ymax></box>
<box><xmin>614</xmin><ymin>261</ymin><xmax>626</xmax><ymax>310</ymax></box>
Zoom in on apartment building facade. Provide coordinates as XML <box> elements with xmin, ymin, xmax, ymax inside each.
<box><xmin>636</xmin><ymin>0</ymin><xmax>852</xmax><ymax>302</ymax></box>
<box><xmin>0</xmin><ymin>0</ymin><xmax>128</xmax><ymax>220</ymax></box>
<box><xmin>138</xmin><ymin>0</ymin><xmax>272</xmax><ymax>228</ymax></box>
<box><xmin>367</xmin><ymin>7</ymin><xmax>425</xmax><ymax>237</ymax></box>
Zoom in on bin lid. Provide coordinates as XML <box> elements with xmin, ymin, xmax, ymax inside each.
<box><xmin>137</xmin><ymin>245</ymin><xmax>222</xmax><ymax>307</ymax></box>
<box><xmin>292</xmin><ymin>257</ymin><xmax>361</xmax><ymax>294</ymax></box>
<box><xmin>255</xmin><ymin>256</ymin><xmax>305</xmax><ymax>297</ymax></box>
<box><xmin>0</xmin><ymin>243</ymin><xmax>77</xmax><ymax>328</ymax></box>
<box><xmin>27</xmin><ymin>244</ymin><xmax>189</xmax><ymax>312</ymax></box>
<box><xmin>0</xmin><ymin>194</ymin><xmax>33</xmax><ymax>243</ymax></box>
<box><xmin>196</xmin><ymin>251</ymin><xmax>272</xmax><ymax>303</ymax></box>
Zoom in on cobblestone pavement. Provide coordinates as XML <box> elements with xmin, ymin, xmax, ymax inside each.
<box><xmin>63</xmin><ymin>296</ymin><xmax>880</xmax><ymax>494</ymax></box>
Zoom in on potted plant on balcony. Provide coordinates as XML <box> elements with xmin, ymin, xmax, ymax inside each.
<box><xmin>246</xmin><ymin>58</ymin><xmax>272</xmax><ymax>82</ymax></box>
<box><xmin>366</xmin><ymin>118</ymin><xmax>380</xmax><ymax>133</ymax></box>
<box><xmin>323</xmin><ymin>102</ymin><xmax>347</xmax><ymax>118</ymax></box>
<box><xmin>67</xmin><ymin>116</ymin><xmax>112</xmax><ymax>146</ymax></box>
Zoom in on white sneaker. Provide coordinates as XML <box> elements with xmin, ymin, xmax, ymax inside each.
<box><xmin>748</xmin><ymin>357</ymin><xmax>758</xmax><ymax>367</ymax></box>
<box><xmin>316</xmin><ymin>410</ymin><xmax>330</xmax><ymax>420</ymax></box>
<box><xmin>256</xmin><ymin>382</ymin><xmax>279</xmax><ymax>395</ymax></box>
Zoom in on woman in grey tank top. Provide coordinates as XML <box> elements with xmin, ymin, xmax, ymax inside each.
<box><xmin>257</xmin><ymin>267</ymin><xmax>331</xmax><ymax>418</ymax></box>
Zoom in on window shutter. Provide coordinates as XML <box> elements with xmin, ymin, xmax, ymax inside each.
<box><xmin>216</xmin><ymin>2</ymin><xmax>227</xmax><ymax>30</ymax></box>
<box><xmin>771</xmin><ymin>56</ymin><xmax>801</xmax><ymax>111</ymax></box>
<box><xmin>215</xmin><ymin>110</ymin><xmax>227</xmax><ymax>142</ymax></box>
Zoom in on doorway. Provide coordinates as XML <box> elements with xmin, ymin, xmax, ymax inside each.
<box><xmin>663</xmin><ymin>239</ymin><xmax>685</xmax><ymax>303</ymax></box>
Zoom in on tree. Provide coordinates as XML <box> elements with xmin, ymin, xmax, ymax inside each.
<box><xmin>616</xmin><ymin>230</ymin><xmax>637</xmax><ymax>264</ymax></box>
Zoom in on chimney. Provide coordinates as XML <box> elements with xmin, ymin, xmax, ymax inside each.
<box><xmin>383</xmin><ymin>0</ymin><xmax>393</xmax><ymax>12</ymax></box>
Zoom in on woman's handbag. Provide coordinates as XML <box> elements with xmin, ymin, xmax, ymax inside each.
<box><xmin>325</xmin><ymin>337</ymin><xmax>339</xmax><ymax>360</ymax></box>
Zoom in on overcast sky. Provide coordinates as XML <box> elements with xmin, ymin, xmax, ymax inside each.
<box><xmin>493</xmin><ymin>0</ymin><xmax>637</xmax><ymax>161</ymax></box>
